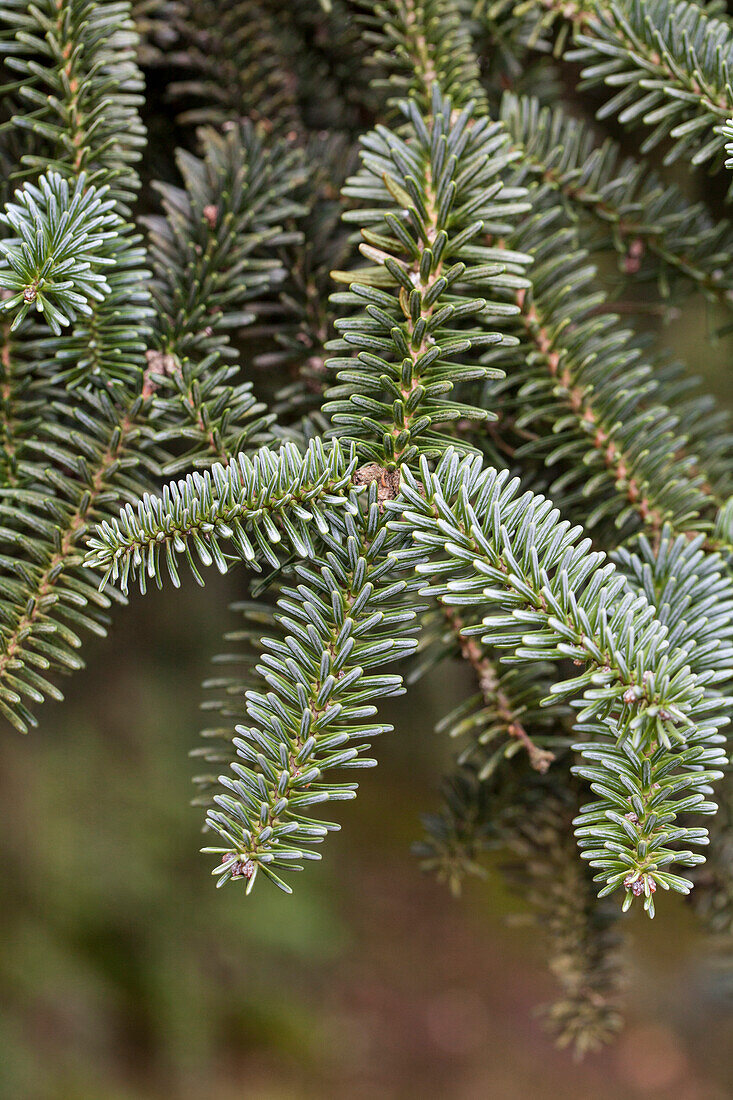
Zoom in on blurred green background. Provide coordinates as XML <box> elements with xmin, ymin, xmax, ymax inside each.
<box><xmin>3</xmin><ymin>116</ymin><xmax>733</xmax><ymax>1100</ymax></box>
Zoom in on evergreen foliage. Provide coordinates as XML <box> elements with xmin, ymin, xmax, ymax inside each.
<box><xmin>3</xmin><ymin>0</ymin><xmax>733</xmax><ymax>1056</ymax></box>
<box><xmin>499</xmin><ymin>91</ymin><xmax>733</xmax><ymax>311</ymax></box>
<box><xmin>0</xmin><ymin>173</ymin><xmax>120</xmax><ymax>334</ymax></box>
<box><xmin>570</xmin><ymin>0</ymin><xmax>733</xmax><ymax>174</ymax></box>
<box><xmin>141</xmin><ymin>121</ymin><xmax>302</xmax><ymax>470</ymax></box>
<box><xmin>325</xmin><ymin>88</ymin><xmax>532</xmax><ymax>463</ymax></box>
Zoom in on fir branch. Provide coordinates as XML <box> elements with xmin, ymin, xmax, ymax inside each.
<box><xmin>0</xmin><ymin>376</ymin><xmax>162</xmax><ymax>732</ymax></box>
<box><xmin>0</xmin><ymin>0</ymin><xmax>154</xmax><ymax>398</ymax></box>
<box><xmin>0</xmin><ymin>0</ymin><xmax>146</xmax><ymax>210</ymax></box>
<box><xmin>388</xmin><ymin>450</ymin><xmax>729</xmax><ymax>914</ymax></box>
<box><xmin>354</xmin><ymin>0</ymin><xmax>716</xmax><ymax>542</ymax></box>
<box><xmin>1</xmin><ymin>0</ymin><xmax>732</xmax><ymax>1039</ymax></box>
<box><xmin>93</xmin><ymin>441</ymin><xmax>733</xmax><ymax>910</ymax></box>
<box><xmin>169</xmin><ymin>0</ymin><xmax>302</xmax><ymax>132</ymax></box>
<box><xmin>481</xmin><ymin>191</ymin><xmax>720</xmax><ymax>541</ymax></box>
<box><xmin>202</xmin><ymin>488</ymin><xmax>423</xmax><ymax>892</ymax></box>
<box><xmin>344</xmin><ymin>2</ymin><xmax>726</xmax><ymax>543</ymax></box>
<box><xmin>85</xmin><ymin>439</ymin><xmax>360</xmax><ymax>592</ymax></box>
<box><xmin>353</xmin><ymin>0</ymin><xmax>486</xmax><ymax>114</ymax></box>
<box><xmin>325</xmin><ymin>88</ymin><xmax>531</xmax><ymax>464</ymax></box>
<box><xmin>144</xmin><ymin>123</ymin><xmax>306</xmax><ymax>470</ymax></box>
<box><xmin>499</xmin><ymin>92</ymin><xmax>733</xmax><ymax>311</ymax></box>
<box><xmin>566</xmin><ymin>0</ymin><xmax>733</xmax><ymax>176</ymax></box>
<box><xmin>0</xmin><ymin>173</ymin><xmax>120</xmax><ymax>334</ymax></box>
<box><xmin>0</xmin><ymin>0</ymin><xmax>158</xmax><ymax>729</ymax></box>
<box><xmin>146</xmin><ymin>125</ymin><xmax>304</xmax><ymax>364</ymax></box>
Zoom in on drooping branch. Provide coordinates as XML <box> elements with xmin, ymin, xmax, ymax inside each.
<box><xmin>388</xmin><ymin>450</ymin><xmax>729</xmax><ymax>914</ymax></box>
